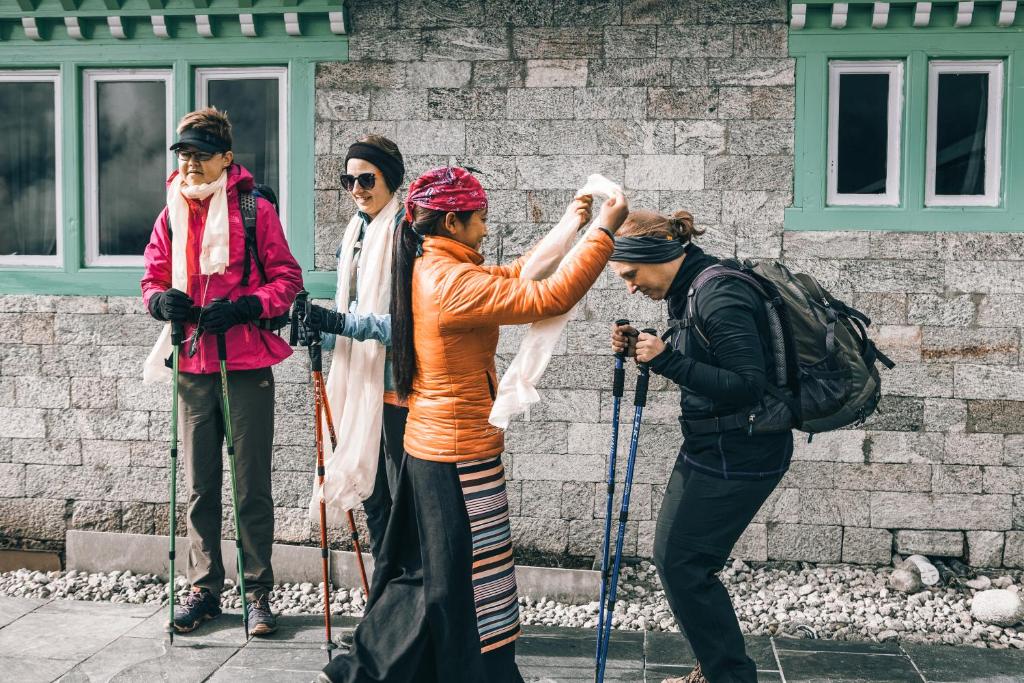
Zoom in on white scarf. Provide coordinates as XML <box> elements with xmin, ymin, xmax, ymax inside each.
<box><xmin>489</xmin><ymin>174</ymin><xmax>623</xmax><ymax>428</ymax></box>
<box><xmin>312</xmin><ymin>193</ymin><xmax>401</xmax><ymax>525</ymax></box>
<box><xmin>142</xmin><ymin>170</ymin><xmax>231</xmax><ymax>384</ymax></box>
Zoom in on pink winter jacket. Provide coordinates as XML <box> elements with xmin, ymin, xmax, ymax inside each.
<box><xmin>141</xmin><ymin>164</ymin><xmax>303</xmax><ymax>374</ymax></box>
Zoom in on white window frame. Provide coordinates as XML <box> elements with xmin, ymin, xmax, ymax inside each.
<box><xmin>83</xmin><ymin>69</ymin><xmax>174</xmax><ymax>267</ymax></box>
<box><xmin>0</xmin><ymin>70</ymin><xmax>63</xmax><ymax>268</ymax></box>
<box><xmin>827</xmin><ymin>60</ymin><xmax>904</xmax><ymax>207</ymax></box>
<box><xmin>925</xmin><ymin>59</ymin><xmax>1004</xmax><ymax>207</ymax></box>
<box><xmin>195</xmin><ymin>66</ymin><xmax>288</xmax><ymax>234</ymax></box>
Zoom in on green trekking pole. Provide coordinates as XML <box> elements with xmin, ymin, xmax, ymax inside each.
<box><xmin>217</xmin><ymin>332</ymin><xmax>250</xmax><ymax>640</ymax></box>
<box><xmin>167</xmin><ymin>321</ymin><xmax>183</xmax><ymax>645</ymax></box>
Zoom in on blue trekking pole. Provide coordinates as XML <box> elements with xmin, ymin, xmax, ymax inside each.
<box><xmin>596</xmin><ymin>329</ymin><xmax>655</xmax><ymax>683</ymax></box>
<box><xmin>595</xmin><ymin>319</ymin><xmax>632</xmax><ymax>675</ymax></box>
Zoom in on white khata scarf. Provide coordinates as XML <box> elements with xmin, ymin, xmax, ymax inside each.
<box><xmin>313</xmin><ymin>192</ymin><xmax>401</xmax><ymax>525</ymax></box>
<box><xmin>142</xmin><ymin>170</ymin><xmax>231</xmax><ymax>384</ymax></box>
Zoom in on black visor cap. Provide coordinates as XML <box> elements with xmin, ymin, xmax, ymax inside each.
<box><xmin>169</xmin><ymin>128</ymin><xmax>230</xmax><ymax>155</ymax></box>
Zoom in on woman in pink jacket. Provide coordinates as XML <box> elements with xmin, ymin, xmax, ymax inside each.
<box><xmin>140</xmin><ymin>108</ymin><xmax>302</xmax><ymax>636</ymax></box>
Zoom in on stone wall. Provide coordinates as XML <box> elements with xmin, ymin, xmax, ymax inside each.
<box><xmin>1</xmin><ymin>0</ymin><xmax>1022</xmax><ymax>568</ymax></box>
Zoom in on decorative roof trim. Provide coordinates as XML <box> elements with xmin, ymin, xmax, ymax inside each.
<box><xmin>151</xmin><ymin>14</ymin><xmax>168</xmax><ymax>38</ymax></box>
<box><xmin>872</xmin><ymin>2</ymin><xmax>890</xmax><ymax>27</ymax></box>
<box><xmin>954</xmin><ymin>1</ymin><xmax>975</xmax><ymax>26</ymax></box>
<box><xmin>997</xmin><ymin>0</ymin><xmax>1017</xmax><ymax>26</ymax></box>
<box><xmin>832</xmin><ymin>2</ymin><xmax>849</xmax><ymax>27</ymax></box>
<box><xmin>64</xmin><ymin>15</ymin><xmax>82</xmax><ymax>39</ymax></box>
<box><xmin>792</xmin><ymin>3</ymin><xmax>808</xmax><ymax>29</ymax></box>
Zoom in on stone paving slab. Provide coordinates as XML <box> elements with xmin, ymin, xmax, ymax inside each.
<box><xmin>2</xmin><ymin>598</ymin><xmax>1024</xmax><ymax>682</ymax></box>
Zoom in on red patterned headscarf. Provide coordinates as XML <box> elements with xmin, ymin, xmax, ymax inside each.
<box><xmin>404</xmin><ymin>166</ymin><xmax>488</xmax><ymax>223</ymax></box>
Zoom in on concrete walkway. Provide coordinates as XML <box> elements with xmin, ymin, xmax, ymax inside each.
<box><xmin>1</xmin><ymin>597</ymin><xmax>1023</xmax><ymax>682</ymax></box>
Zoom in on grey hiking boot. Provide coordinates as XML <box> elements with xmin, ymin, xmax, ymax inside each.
<box><xmin>249</xmin><ymin>590</ymin><xmax>278</xmax><ymax>636</ymax></box>
<box><xmin>173</xmin><ymin>588</ymin><xmax>222</xmax><ymax>633</ymax></box>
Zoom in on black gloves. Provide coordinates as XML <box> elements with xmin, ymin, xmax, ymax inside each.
<box><xmin>148</xmin><ymin>288</ymin><xmax>194</xmax><ymax>322</ymax></box>
<box><xmin>202</xmin><ymin>296</ymin><xmax>263</xmax><ymax>335</ymax></box>
<box><xmin>301</xmin><ymin>303</ymin><xmax>346</xmax><ymax>336</ymax></box>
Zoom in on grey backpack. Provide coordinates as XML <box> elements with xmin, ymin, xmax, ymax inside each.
<box><xmin>675</xmin><ymin>259</ymin><xmax>895</xmax><ymax>441</ymax></box>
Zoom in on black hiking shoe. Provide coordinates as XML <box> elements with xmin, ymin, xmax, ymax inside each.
<box><xmin>249</xmin><ymin>591</ymin><xmax>278</xmax><ymax>636</ymax></box>
<box><xmin>173</xmin><ymin>588</ymin><xmax>221</xmax><ymax>633</ymax></box>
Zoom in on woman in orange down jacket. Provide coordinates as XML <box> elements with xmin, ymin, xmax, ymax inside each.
<box><xmin>317</xmin><ymin>166</ymin><xmax>628</xmax><ymax>683</ymax></box>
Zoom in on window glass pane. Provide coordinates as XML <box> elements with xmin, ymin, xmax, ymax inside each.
<box><xmin>934</xmin><ymin>72</ymin><xmax>988</xmax><ymax>196</ymax></box>
<box><xmin>837</xmin><ymin>73</ymin><xmax>889</xmax><ymax>195</ymax></box>
<box><xmin>0</xmin><ymin>80</ymin><xmax>57</xmax><ymax>257</ymax></box>
<box><xmin>207</xmin><ymin>79</ymin><xmax>280</xmax><ymax>191</ymax></box>
<box><xmin>97</xmin><ymin>80</ymin><xmax>167</xmax><ymax>256</ymax></box>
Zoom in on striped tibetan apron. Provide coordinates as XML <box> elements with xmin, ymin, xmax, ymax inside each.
<box><xmin>456</xmin><ymin>456</ymin><xmax>522</xmax><ymax>653</ymax></box>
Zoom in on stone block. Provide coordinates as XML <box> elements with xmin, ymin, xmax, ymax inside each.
<box><xmin>14</xmin><ymin>376</ymin><xmax>69</xmax><ymax>409</ymax></box>
<box><xmin>315</xmin><ymin>90</ymin><xmax>370</xmax><ymax>121</ymax></box>
<box><xmin>884</xmin><ymin>363</ymin><xmax>954</xmax><ymax>398</ymax></box>
<box><xmin>944</xmin><ymin>433</ymin><xmax>1005</xmax><ymax>466</ymax></box>
<box><xmin>512</xmin><ymin>27</ymin><xmax>603</xmax><ymax>59</ymax></box>
<box><xmin>870</xmin><ymin>493</ymin><xmax>1012</xmax><ymax>531</ymax></box>
<box><xmin>869</xmin><ymin>232</ymin><xmax>940</xmax><ymax>260</ymax></box>
<box><xmin>71</xmin><ymin>377</ymin><xmax>116</xmax><ymax>409</ymax></box>
<box><xmin>593</xmin><ymin>482</ymin><xmax>652</xmax><ymax>522</ymax></box>
<box><xmin>842</xmin><ymin>527</ymin><xmax>893</xmax><ymax>565</ymax></box>
<box><xmin>932</xmin><ymin>465</ymin><xmax>983</xmax><ymax>494</ymax></box>
<box><xmin>622</xmin><ymin>0</ymin><xmax>700</xmax><ymax>25</ymax></box>
<box><xmin>521</xmin><ymin>480</ymin><xmax>564</xmax><ymax>519</ymax></box>
<box><xmin>397</xmin><ymin>0</ymin><xmax>485</xmax><ymax>27</ymax></box>
<box><xmin>956</xmin><ymin>365</ymin><xmax>1024</xmax><ymax>401</ymax></box>
<box><xmin>946</xmin><ymin>261</ymin><xmax>1024</xmax><ymax>295</ymax></box>
<box><xmin>472</xmin><ymin>60</ymin><xmax>527</xmax><ymax>88</ymax></box>
<box><xmin>315</xmin><ymin>61</ymin><xmax>406</xmax><ymax>89</ymax></box>
<box><xmin>871</xmin><ymin>326</ymin><xmax>922</xmax><ymax>363</ymax></box>
<box><xmin>0</xmin><ymin>295</ymin><xmax>58</xmax><ymax>313</ymax></box>
<box><xmin>526</xmin><ymin>59</ymin><xmax>588</xmax><ymax>87</ymax></box>
<box><xmin>369</xmin><ymin>89</ymin><xmax>429</xmax><ymax>120</ymax></box>
<box><xmin>647</xmin><ymin>87</ymin><xmax>718</xmax><ymax>119</ymax></box>
<box><xmin>574</xmin><ymin>87</ymin><xmax>646</xmax><ymax>119</ymax></box>
<box><xmin>895</xmin><ymin>530</ymin><xmax>964</xmax><ymax>557</ymax></box>
<box><xmin>127</xmin><ymin>441</ymin><xmax>162</xmax><ymax>468</ymax></box>
<box><xmin>835</xmin><ymin>463</ymin><xmax>931</xmax><ymax>492</ymax></box>
<box><xmin>551</xmin><ymin>0</ymin><xmax>621</xmax><ymax>25</ymax></box>
<box><xmin>735</xmin><ymin>224</ymin><xmax>783</xmax><ymax>259</ymax></box>
<box><xmin>937</xmin><ymin>233</ymin><xmax>1024</xmax><ymax>261</ymax></box>
<box><xmin>0</xmin><ymin>377</ymin><xmax>13</xmax><ymax>407</ymax></box>
<box><xmin>347</xmin><ymin>30</ymin><xmax>423</xmax><ymax>62</ymax></box>
<box><xmin>98</xmin><ymin>346</ymin><xmax>151</xmax><ymax>379</ymax></box>
<box><xmin>710</xmin><ymin>59</ymin><xmax>794</xmax><ymax>87</ymax></box>
<box><xmin>70</xmin><ymin>500</ymin><xmax>122</xmax><ymax>532</ymax></box>
<box><xmin>45</xmin><ymin>409</ymin><xmax>149</xmax><ymax>442</ymax></box>
<box><xmin>624</xmin><ymin>154</ymin><xmax>703</xmax><ymax>191</ymax></box>
<box><xmin>604</xmin><ymin>26</ymin><xmax>658</xmax><ymax>59</ymax></box>
<box><xmin>567</xmin><ymin>518</ymin><xmax>636</xmax><ymax>556</ymax></box>
<box><xmin>588</xmin><ymin>59</ymin><xmax>672</xmax><ymax>87</ymax></box>
<box><xmin>466</xmin><ymin>120</ymin><xmax>542</xmax><ymax>155</ymax></box>
<box><xmin>507</xmin><ymin>87</ymin><xmax>575</xmax><ymax>119</ymax></box>
<box><xmin>1004</xmin><ymin>531</ymin><xmax>1024</xmax><ymax>568</ymax></box>
<box><xmin>660</xmin><ymin>191</ymin><xmax>723</xmax><ymax>224</ymax></box>
<box><xmin>703</xmin><ymin>0</ymin><xmax>787</xmax><ymax>23</ymax></box>
<box><xmin>562</xmin><ymin>481</ymin><xmax>594</xmax><ymax>520</ymax></box>
<box><xmin>423</xmin><ymin>27</ymin><xmax>510</xmax><ymax>60</ymax></box>
<box><xmin>505</xmin><ymin>421</ymin><xmax>568</xmax><ymax>455</ymax></box>
<box><xmin>782</xmin><ymin>231</ymin><xmax>869</xmax><ymax>259</ymax></box>
<box><xmin>977</xmin><ymin>295</ymin><xmax>1024</xmax><ymax>328</ymax></box>
<box><xmin>0</xmin><ymin>498</ymin><xmax>65</xmax><ymax>541</ymax></box>
<box><xmin>718</xmin><ymin>85</ymin><xmax>794</xmax><ymax>120</ymax></box>
<box><xmin>430</xmin><ymin>87</ymin><xmax>509</xmax><ymax>120</ymax></box>
<box><xmin>26</xmin><ymin>464</ymin><xmax>168</xmax><ymax>504</ymax></box>
<box><xmin>675</xmin><ymin>120</ymin><xmax>726</xmax><ymax>155</ymax></box>
<box><xmin>780</xmin><ymin>461</ymin><xmax>835</xmax><ymax>489</ymax></box>
<box><xmin>966</xmin><ymin>531</ymin><xmax>1005</xmax><ymax>567</ymax></box>
<box><xmin>967</xmin><ymin>400</ymin><xmax>1024</xmax><ymax>434</ymax></box>
<box><xmin>0</xmin><ymin>346</ymin><xmax>41</xmax><ymax>375</ymax></box>
<box><xmin>1003</xmin><ymin>436</ymin><xmax>1024</xmax><ymax>467</ymax></box>
<box><xmin>394</xmin><ymin>120</ymin><xmax>465</xmax><ymax>155</ymax></box>
<box><xmin>732</xmin><ymin>522</ymin><xmax>768</xmax><ymax>562</ymax></box>
<box><xmin>861</xmin><ymin>396</ymin><xmax>924</xmax><ymax>432</ymax></box>
<box><xmin>670</xmin><ymin>58</ymin><xmax>710</xmax><ymax>87</ymax></box>
<box><xmin>0</xmin><ymin>408</ymin><xmax>45</xmax><ymax>438</ymax></box>
<box><xmin>983</xmin><ymin>467</ymin><xmax>1024</xmax><ymax>495</ymax></box>
<box><xmin>798</xmin><ymin>489</ymin><xmax>871</xmax><ymax>527</ymax></box>
<box><xmin>121</xmin><ymin>502</ymin><xmax>155</xmax><ymax>535</ymax></box>
<box><xmin>922</xmin><ymin>327</ymin><xmax>1019</xmax><ymax>365</ymax></box>
<box><xmin>515</xmin><ymin>155</ymin><xmax>624</xmax><ymax>190</ymax></box>
<box><xmin>721</xmin><ymin>191</ymin><xmax>788</xmax><ymax>226</ymax></box>
<box><xmin>840</xmin><ymin>259</ymin><xmax>944</xmax><ymax>294</ymax></box>
<box><xmin>791</xmin><ymin>430</ymin><xmax>865</xmax><ymax>463</ymax></box>
<box><xmin>11</xmin><ymin>438</ymin><xmax>81</xmax><ymax>466</ymax></box>
<box><xmin>726</xmin><ymin>120</ymin><xmax>793</xmax><ymax>156</ymax></box>
<box><xmin>538</xmin><ymin>119</ymin><xmax>674</xmax><ymax>155</ymax></box>
<box><xmin>0</xmin><ymin>463</ymin><xmax>25</xmax><ymax>497</ymax></box>
<box><xmin>734</xmin><ymin>23</ymin><xmax>788</xmax><ymax>57</ymax></box>
<box><xmin>767</xmin><ymin>523</ymin><xmax>842</xmax><ymax>562</ymax></box>
<box><xmin>515</xmin><ymin>452</ymin><xmax>605</xmax><ymax>483</ymax></box>
<box><xmin>706</xmin><ymin>154</ymin><xmax>792</xmax><ymax>192</ymax></box>
<box><xmin>656</xmin><ymin>25</ymin><xmax>733</xmax><ymax>58</ymax></box>
<box><xmin>512</xmin><ymin>516</ymin><xmax>569</xmax><ymax>554</ymax></box>
<box><xmin>852</xmin><ymin>293</ymin><xmax>907</xmax><ymax>325</ymax></box>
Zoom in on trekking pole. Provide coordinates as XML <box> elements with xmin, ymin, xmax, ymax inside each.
<box><xmin>596</xmin><ymin>329</ymin><xmax>655</xmax><ymax>683</ymax></box>
<box><xmin>595</xmin><ymin>319</ymin><xmax>631</xmax><ymax>673</ymax></box>
<box><xmin>166</xmin><ymin>321</ymin><xmax>183</xmax><ymax>646</ymax></box>
<box><xmin>216</xmin><ymin>331</ymin><xmax>250</xmax><ymax>641</ymax></box>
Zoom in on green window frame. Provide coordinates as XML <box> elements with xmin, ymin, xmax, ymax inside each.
<box><xmin>786</xmin><ymin>1</ymin><xmax>1024</xmax><ymax>232</ymax></box>
<box><xmin>0</xmin><ymin>5</ymin><xmax>346</xmax><ymax>295</ymax></box>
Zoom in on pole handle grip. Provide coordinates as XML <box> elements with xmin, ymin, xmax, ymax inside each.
<box><xmin>217</xmin><ymin>334</ymin><xmax>227</xmax><ymax>362</ymax></box>
<box><xmin>171</xmin><ymin>322</ymin><xmax>184</xmax><ymax>347</ymax></box>
<box><xmin>613</xmin><ymin>318</ymin><xmax>631</xmax><ymax>362</ymax></box>
<box><xmin>633</xmin><ymin>328</ymin><xmax>656</xmax><ymax>407</ymax></box>
<box><xmin>290</xmin><ymin>290</ymin><xmax>307</xmax><ymax>347</ymax></box>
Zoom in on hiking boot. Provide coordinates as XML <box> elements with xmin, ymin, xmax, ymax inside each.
<box><xmin>249</xmin><ymin>591</ymin><xmax>278</xmax><ymax>636</ymax></box>
<box><xmin>173</xmin><ymin>588</ymin><xmax>221</xmax><ymax>633</ymax></box>
<box><xmin>661</xmin><ymin>661</ymin><xmax>708</xmax><ymax>683</ymax></box>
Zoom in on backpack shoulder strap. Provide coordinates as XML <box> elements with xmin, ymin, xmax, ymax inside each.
<box><xmin>686</xmin><ymin>263</ymin><xmax>769</xmax><ymax>344</ymax></box>
<box><xmin>238</xmin><ymin>191</ymin><xmax>267</xmax><ymax>287</ymax></box>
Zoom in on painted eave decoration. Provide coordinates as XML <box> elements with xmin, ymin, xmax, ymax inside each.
<box><xmin>790</xmin><ymin>1</ymin><xmax>1020</xmax><ymax>30</ymax></box>
<box><xmin>0</xmin><ymin>0</ymin><xmax>347</xmax><ymax>41</ymax></box>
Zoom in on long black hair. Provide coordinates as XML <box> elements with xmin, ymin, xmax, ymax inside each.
<box><xmin>391</xmin><ymin>206</ymin><xmax>475</xmax><ymax>399</ymax></box>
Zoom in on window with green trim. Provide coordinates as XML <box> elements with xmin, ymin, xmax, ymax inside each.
<box><xmin>787</xmin><ymin>1</ymin><xmax>1023</xmax><ymax>232</ymax></box>
<box><xmin>0</xmin><ymin>3</ymin><xmax>346</xmax><ymax>295</ymax></box>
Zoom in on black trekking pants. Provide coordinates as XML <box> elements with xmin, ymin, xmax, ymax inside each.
<box><xmin>360</xmin><ymin>403</ymin><xmax>408</xmax><ymax>560</ymax></box>
<box><xmin>653</xmin><ymin>454</ymin><xmax>782</xmax><ymax>683</ymax></box>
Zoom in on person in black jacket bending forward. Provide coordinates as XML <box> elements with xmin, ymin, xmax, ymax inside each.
<box><xmin>610</xmin><ymin>209</ymin><xmax>793</xmax><ymax>683</ymax></box>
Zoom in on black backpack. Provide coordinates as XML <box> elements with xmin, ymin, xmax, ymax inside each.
<box><xmin>672</xmin><ymin>259</ymin><xmax>896</xmax><ymax>442</ymax></box>
<box><xmin>166</xmin><ymin>183</ymin><xmax>289</xmax><ymax>331</ymax></box>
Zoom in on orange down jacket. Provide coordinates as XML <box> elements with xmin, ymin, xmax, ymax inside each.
<box><xmin>403</xmin><ymin>228</ymin><xmax>614</xmax><ymax>462</ymax></box>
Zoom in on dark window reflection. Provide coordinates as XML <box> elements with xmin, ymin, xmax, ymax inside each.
<box><xmin>0</xmin><ymin>80</ymin><xmax>57</xmax><ymax>257</ymax></box>
<box><xmin>837</xmin><ymin>73</ymin><xmax>890</xmax><ymax>195</ymax></box>
<box><xmin>935</xmin><ymin>72</ymin><xmax>989</xmax><ymax>196</ymax></box>
<box><xmin>207</xmin><ymin>79</ymin><xmax>280</xmax><ymax>192</ymax></box>
<box><xmin>97</xmin><ymin>80</ymin><xmax>167</xmax><ymax>257</ymax></box>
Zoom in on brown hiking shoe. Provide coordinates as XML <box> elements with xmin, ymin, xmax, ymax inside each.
<box><xmin>661</xmin><ymin>661</ymin><xmax>708</xmax><ymax>683</ymax></box>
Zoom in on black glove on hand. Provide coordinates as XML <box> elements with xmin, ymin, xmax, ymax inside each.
<box><xmin>148</xmin><ymin>288</ymin><xmax>194</xmax><ymax>322</ymax></box>
<box><xmin>302</xmin><ymin>303</ymin><xmax>346</xmax><ymax>336</ymax></box>
<box><xmin>202</xmin><ymin>296</ymin><xmax>262</xmax><ymax>335</ymax></box>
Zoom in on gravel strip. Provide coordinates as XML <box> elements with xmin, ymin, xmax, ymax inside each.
<box><xmin>2</xmin><ymin>560</ymin><xmax>1022</xmax><ymax>649</ymax></box>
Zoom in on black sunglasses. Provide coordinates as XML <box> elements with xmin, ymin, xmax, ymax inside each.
<box><xmin>340</xmin><ymin>172</ymin><xmax>376</xmax><ymax>191</ymax></box>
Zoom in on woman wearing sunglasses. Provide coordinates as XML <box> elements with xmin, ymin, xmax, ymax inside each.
<box><xmin>318</xmin><ymin>166</ymin><xmax>628</xmax><ymax>683</ymax></box>
<box><xmin>297</xmin><ymin>135</ymin><xmax>408</xmax><ymax>563</ymax></box>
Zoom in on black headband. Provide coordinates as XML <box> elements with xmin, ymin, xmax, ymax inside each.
<box><xmin>169</xmin><ymin>128</ymin><xmax>231</xmax><ymax>154</ymax></box>
<box><xmin>345</xmin><ymin>142</ymin><xmax>405</xmax><ymax>192</ymax></box>
<box><xmin>610</xmin><ymin>237</ymin><xmax>687</xmax><ymax>264</ymax></box>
